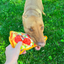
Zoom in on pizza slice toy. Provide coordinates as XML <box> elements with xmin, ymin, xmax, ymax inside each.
<box><xmin>9</xmin><ymin>31</ymin><xmax>47</xmax><ymax>55</ymax></box>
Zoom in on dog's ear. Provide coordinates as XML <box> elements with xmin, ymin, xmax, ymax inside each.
<box><xmin>22</xmin><ymin>12</ymin><xmax>29</xmax><ymax>19</ymax></box>
<box><xmin>42</xmin><ymin>3</ymin><xmax>46</xmax><ymax>16</ymax></box>
<box><xmin>42</xmin><ymin>11</ymin><xmax>46</xmax><ymax>16</ymax></box>
<box><xmin>22</xmin><ymin>14</ymin><xmax>28</xmax><ymax>27</ymax></box>
<box><xmin>22</xmin><ymin>15</ymin><xmax>26</xmax><ymax>26</ymax></box>
<box><xmin>22</xmin><ymin>11</ymin><xmax>42</xmax><ymax>19</ymax></box>
<box><xmin>23</xmin><ymin>15</ymin><xmax>28</xmax><ymax>18</ymax></box>
<box><xmin>22</xmin><ymin>15</ymin><xmax>27</xmax><ymax>19</ymax></box>
<box><xmin>22</xmin><ymin>14</ymin><xmax>28</xmax><ymax>22</ymax></box>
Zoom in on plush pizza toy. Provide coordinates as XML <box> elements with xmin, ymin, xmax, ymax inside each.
<box><xmin>9</xmin><ymin>31</ymin><xmax>47</xmax><ymax>55</ymax></box>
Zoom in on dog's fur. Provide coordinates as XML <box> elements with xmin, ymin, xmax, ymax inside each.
<box><xmin>22</xmin><ymin>0</ymin><xmax>46</xmax><ymax>47</ymax></box>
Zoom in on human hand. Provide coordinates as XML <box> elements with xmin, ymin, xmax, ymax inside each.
<box><xmin>5</xmin><ymin>41</ymin><xmax>41</xmax><ymax>64</ymax></box>
<box><xmin>5</xmin><ymin>41</ymin><xmax>26</xmax><ymax>64</ymax></box>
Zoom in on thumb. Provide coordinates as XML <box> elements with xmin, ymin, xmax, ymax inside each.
<box><xmin>14</xmin><ymin>41</ymin><xmax>22</xmax><ymax>56</ymax></box>
<box><xmin>15</xmin><ymin>41</ymin><xmax>22</xmax><ymax>50</ymax></box>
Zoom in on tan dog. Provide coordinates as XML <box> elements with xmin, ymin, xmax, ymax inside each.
<box><xmin>22</xmin><ymin>0</ymin><xmax>46</xmax><ymax>48</ymax></box>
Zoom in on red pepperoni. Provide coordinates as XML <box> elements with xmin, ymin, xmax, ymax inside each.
<box><xmin>22</xmin><ymin>38</ymin><xmax>31</xmax><ymax>45</ymax></box>
<box><xmin>15</xmin><ymin>35</ymin><xmax>22</xmax><ymax>43</ymax></box>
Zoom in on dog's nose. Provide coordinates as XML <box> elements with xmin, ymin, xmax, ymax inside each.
<box><xmin>37</xmin><ymin>42</ymin><xmax>46</xmax><ymax>47</ymax></box>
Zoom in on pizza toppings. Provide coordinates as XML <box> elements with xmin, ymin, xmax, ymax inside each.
<box><xmin>22</xmin><ymin>38</ymin><xmax>31</xmax><ymax>45</ymax></box>
<box><xmin>15</xmin><ymin>35</ymin><xmax>22</xmax><ymax>43</ymax></box>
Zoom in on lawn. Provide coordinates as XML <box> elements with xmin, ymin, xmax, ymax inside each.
<box><xmin>0</xmin><ymin>0</ymin><xmax>64</xmax><ymax>64</ymax></box>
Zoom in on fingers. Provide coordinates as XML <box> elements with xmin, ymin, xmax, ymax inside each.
<box><xmin>15</xmin><ymin>61</ymin><xmax>18</xmax><ymax>64</ymax></box>
<box><xmin>13</xmin><ymin>42</ymin><xmax>22</xmax><ymax>56</ymax></box>
<box><xmin>15</xmin><ymin>41</ymin><xmax>22</xmax><ymax>50</ymax></box>
<box><xmin>14</xmin><ymin>41</ymin><xmax>23</xmax><ymax>54</ymax></box>
<box><xmin>6</xmin><ymin>44</ymin><xmax>13</xmax><ymax>51</ymax></box>
<box><xmin>6</xmin><ymin>45</ymin><xmax>11</xmax><ymax>49</ymax></box>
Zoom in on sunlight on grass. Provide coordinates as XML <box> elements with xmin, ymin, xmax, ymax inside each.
<box><xmin>10</xmin><ymin>0</ymin><xmax>23</xmax><ymax>5</ymax></box>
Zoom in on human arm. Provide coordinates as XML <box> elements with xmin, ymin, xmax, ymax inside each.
<box><xmin>4</xmin><ymin>42</ymin><xmax>22</xmax><ymax>64</ymax></box>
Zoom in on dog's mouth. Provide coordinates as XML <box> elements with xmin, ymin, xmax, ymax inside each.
<box><xmin>27</xmin><ymin>34</ymin><xmax>41</xmax><ymax>50</ymax></box>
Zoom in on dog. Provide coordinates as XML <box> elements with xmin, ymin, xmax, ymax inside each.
<box><xmin>22</xmin><ymin>0</ymin><xmax>46</xmax><ymax>50</ymax></box>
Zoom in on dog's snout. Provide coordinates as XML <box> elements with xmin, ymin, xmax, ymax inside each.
<box><xmin>38</xmin><ymin>42</ymin><xmax>46</xmax><ymax>47</ymax></box>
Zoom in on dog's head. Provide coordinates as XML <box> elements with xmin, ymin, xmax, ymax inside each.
<box><xmin>22</xmin><ymin>16</ymin><xmax>46</xmax><ymax>47</ymax></box>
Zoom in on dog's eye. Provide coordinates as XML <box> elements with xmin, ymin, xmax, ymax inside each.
<box><xmin>29</xmin><ymin>28</ymin><xmax>33</xmax><ymax>31</ymax></box>
<box><xmin>41</xmin><ymin>26</ymin><xmax>43</xmax><ymax>30</ymax></box>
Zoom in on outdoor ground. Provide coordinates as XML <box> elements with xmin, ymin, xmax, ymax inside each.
<box><xmin>0</xmin><ymin>0</ymin><xmax>64</xmax><ymax>64</ymax></box>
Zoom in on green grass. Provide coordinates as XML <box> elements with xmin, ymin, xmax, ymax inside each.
<box><xmin>0</xmin><ymin>0</ymin><xmax>64</xmax><ymax>64</ymax></box>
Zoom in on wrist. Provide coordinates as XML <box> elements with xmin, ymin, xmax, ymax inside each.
<box><xmin>5</xmin><ymin>60</ymin><xmax>16</xmax><ymax>64</ymax></box>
